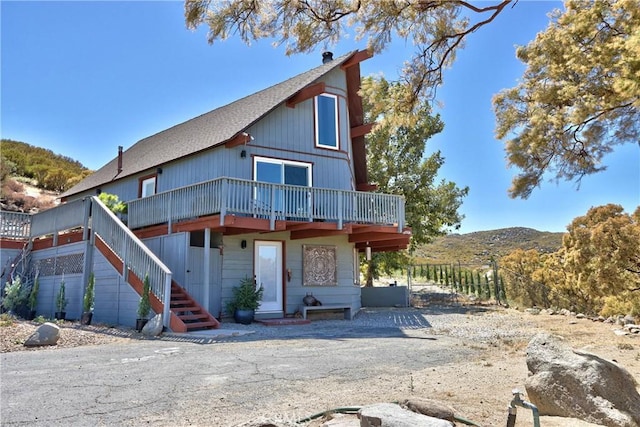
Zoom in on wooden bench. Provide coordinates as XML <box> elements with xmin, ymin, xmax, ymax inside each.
<box><xmin>301</xmin><ymin>304</ymin><xmax>353</xmax><ymax>320</ymax></box>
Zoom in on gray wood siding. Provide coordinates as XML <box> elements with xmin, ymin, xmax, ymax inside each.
<box><xmin>283</xmin><ymin>234</ymin><xmax>360</xmax><ymax>314</ymax></box>
<box><xmin>91</xmin><ymin>249</ymin><xmax>149</xmax><ymax>327</ymax></box>
<box><xmin>30</xmin><ymin>243</ymin><xmax>85</xmax><ymax>319</ymax></box>
<box><xmin>220</xmin><ymin>232</ymin><xmax>360</xmax><ymax>317</ymax></box>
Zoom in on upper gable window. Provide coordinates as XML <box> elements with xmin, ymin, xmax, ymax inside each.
<box><xmin>315</xmin><ymin>94</ymin><xmax>339</xmax><ymax>150</ymax></box>
<box><xmin>139</xmin><ymin>175</ymin><xmax>157</xmax><ymax>198</ymax></box>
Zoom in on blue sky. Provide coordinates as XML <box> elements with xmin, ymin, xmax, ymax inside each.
<box><xmin>2</xmin><ymin>1</ymin><xmax>638</xmax><ymax>234</ymax></box>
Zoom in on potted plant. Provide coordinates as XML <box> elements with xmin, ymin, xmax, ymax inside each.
<box><xmin>136</xmin><ymin>274</ymin><xmax>151</xmax><ymax>331</ymax></box>
<box><xmin>226</xmin><ymin>276</ymin><xmax>263</xmax><ymax>325</ymax></box>
<box><xmin>27</xmin><ymin>275</ymin><xmax>39</xmax><ymax>320</ymax></box>
<box><xmin>81</xmin><ymin>273</ymin><xmax>95</xmax><ymax>325</ymax></box>
<box><xmin>55</xmin><ymin>279</ymin><xmax>68</xmax><ymax>320</ymax></box>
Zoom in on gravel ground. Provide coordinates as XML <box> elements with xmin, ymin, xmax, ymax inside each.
<box><xmin>1</xmin><ymin>302</ymin><xmax>533</xmax><ymax>352</ymax></box>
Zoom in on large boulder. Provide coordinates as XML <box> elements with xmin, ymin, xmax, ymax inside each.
<box><xmin>525</xmin><ymin>333</ymin><xmax>640</xmax><ymax>427</ymax></box>
<box><xmin>358</xmin><ymin>403</ymin><xmax>453</xmax><ymax>427</ymax></box>
<box><xmin>141</xmin><ymin>314</ymin><xmax>163</xmax><ymax>336</ymax></box>
<box><xmin>23</xmin><ymin>322</ymin><xmax>60</xmax><ymax>347</ymax></box>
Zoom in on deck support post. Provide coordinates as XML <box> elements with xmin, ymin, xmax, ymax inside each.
<box><xmin>203</xmin><ymin>227</ymin><xmax>211</xmax><ymax>313</ymax></box>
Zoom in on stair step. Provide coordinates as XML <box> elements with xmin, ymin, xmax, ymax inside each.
<box><xmin>177</xmin><ymin>313</ymin><xmax>209</xmax><ymax>321</ymax></box>
<box><xmin>185</xmin><ymin>321</ymin><xmax>220</xmax><ymax>330</ymax></box>
<box><xmin>171</xmin><ymin>306</ymin><xmax>201</xmax><ymax>312</ymax></box>
<box><xmin>171</xmin><ymin>299</ymin><xmax>192</xmax><ymax>305</ymax></box>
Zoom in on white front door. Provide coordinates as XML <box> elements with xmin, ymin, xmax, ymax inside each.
<box><xmin>254</xmin><ymin>241</ymin><xmax>283</xmax><ymax>313</ymax></box>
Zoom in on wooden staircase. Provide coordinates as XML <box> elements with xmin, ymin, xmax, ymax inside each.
<box><xmin>169</xmin><ymin>282</ymin><xmax>220</xmax><ymax>332</ymax></box>
<box><xmin>94</xmin><ymin>235</ymin><xmax>220</xmax><ymax>333</ymax></box>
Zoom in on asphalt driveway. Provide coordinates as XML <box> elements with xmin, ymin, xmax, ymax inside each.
<box><xmin>1</xmin><ymin>306</ymin><xmax>510</xmax><ymax>426</ymax></box>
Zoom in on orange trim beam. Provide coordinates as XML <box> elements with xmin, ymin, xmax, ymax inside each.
<box><xmin>225</xmin><ymin>132</ymin><xmax>254</xmax><ymax>148</ymax></box>
<box><xmin>350</xmin><ymin>123</ymin><xmax>375</xmax><ymax>139</ymax></box>
<box><xmin>340</xmin><ymin>49</ymin><xmax>373</xmax><ymax>70</ymax></box>
<box><xmin>286</xmin><ymin>82</ymin><xmax>326</xmax><ymax>108</ymax></box>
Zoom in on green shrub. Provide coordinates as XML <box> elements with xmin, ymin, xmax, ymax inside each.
<box><xmin>55</xmin><ymin>280</ymin><xmax>68</xmax><ymax>312</ymax></box>
<box><xmin>137</xmin><ymin>274</ymin><xmax>151</xmax><ymax>319</ymax></box>
<box><xmin>2</xmin><ymin>276</ymin><xmax>29</xmax><ymax>313</ymax></box>
<box><xmin>28</xmin><ymin>276</ymin><xmax>39</xmax><ymax>311</ymax></box>
<box><xmin>226</xmin><ymin>277</ymin><xmax>264</xmax><ymax>313</ymax></box>
<box><xmin>83</xmin><ymin>273</ymin><xmax>95</xmax><ymax>312</ymax></box>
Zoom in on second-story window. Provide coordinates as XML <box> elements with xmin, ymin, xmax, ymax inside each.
<box><xmin>315</xmin><ymin>94</ymin><xmax>339</xmax><ymax>150</ymax></box>
<box><xmin>139</xmin><ymin>175</ymin><xmax>157</xmax><ymax>198</ymax></box>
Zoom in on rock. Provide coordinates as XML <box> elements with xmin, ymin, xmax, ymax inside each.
<box><xmin>538</xmin><ymin>416</ymin><xmax>607</xmax><ymax>427</ymax></box>
<box><xmin>320</xmin><ymin>413</ymin><xmax>360</xmax><ymax>426</ymax></box>
<box><xmin>605</xmin><ymin>316</ymin><xmax>616</xmax><ymax>324</ymax></box>
<box><xmin>560</xmin><ymin>309</ymin><xmax>571</xmax><ymax>316</ymax></box>
<box><xmin>525</xmin><ymin>308</ymin><xmax>540</xmax><ymax>315</ymax></box>
<box><xmin>141</xmin><ymin>314</ymin><xmax>163</xmax><ymax>336</ymax></box>
<box><xmin>24</xmin><ymin>322</ymin><xmax>60</xmax><ymax>347</ymax></box>
<box><xmin>623</xmin><ymin>315</ymin><xmax>636</xmax><ymax>325</ymax></box>
<box><xmin>614</xmin><ymin>329</ymin><xmax>630</xmax><ymax>336</ymax></box>
<box><xmin>596</xmin><ymin>316</ymin><xmax>606</xmax><ymax>322</ymax></box>
<box><xmin>400</xmin><ymin>398</ymin><xmax>455</xmax><ymax>421</ymax></box>
<box><xmin>576</xmin><ymin>313</ymin><xmax>585</xmax><ymax>319</ymax></box>
<box><xmin>358</xmin><ymin>403</ymin><xmax>453</xmax><ymax>427</ymax></box>
<box><xmin>525</xmin><ymin>332</ymin><xmax>640</xmax><ymax>427</ymax></box>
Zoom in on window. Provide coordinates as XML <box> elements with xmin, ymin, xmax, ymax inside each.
<box><xmin>314</xmin><ymin>94</ymin><xmax>339</xmax><ymax>150</ymax></box>
<box><xmin>254</xmin><ymin>158</ymin><xmax>312</xmax><ymax>187</ymax></box>
<box><xmin>139</xmin><ymin>175</ymin><xmax>156</xmax><ymax>198</ymax></box>
<box><xmin>254</xmin><ymin>157</ymin><xmax>312</xmax><ymax>217</ymax></box>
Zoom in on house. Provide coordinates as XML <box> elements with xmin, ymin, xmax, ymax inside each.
<box><xmin>0</xmin><ymin>50</ymin><xmax>410</xmax><ymax>331</ymax></box>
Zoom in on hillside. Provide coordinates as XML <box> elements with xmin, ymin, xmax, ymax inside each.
<box><xmin>1</xmin><ymin>139</ymin><xmax>92</xmax><ymax>213</ymax></box>
<box><xmin>414</xmin><ymin>227</ymin><xmax>564</xmax><ymax>267</ymax></box>
<box><xmin>1</xmin><ymin>139</ymin><xmax>92</xmax><ymax>193</ymax></box>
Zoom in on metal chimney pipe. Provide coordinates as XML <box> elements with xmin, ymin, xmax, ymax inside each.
<box><xmin>117</xmin><ymin>146</ymin><xmax>123</xmax><ymax>174</ymax></box>
<box><xmin>322</xmin><ymin>51</ymin><xmax>333</xmax><ymax>64</ymax></box>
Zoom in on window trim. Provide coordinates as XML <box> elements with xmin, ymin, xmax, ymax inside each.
<box><xmin>314</xmin><ymin>93</ymin><xmax>339</xmax><ymax>150</ymax></box>
<box><xmin>138</xmin><ymin>174</ymin><xmax>157</xmax><ymax>198</ymax></box>
<box><xmin>253</xmin><ymin>157</ymin><xmax>313</xmax><ymax>187</ymax></box>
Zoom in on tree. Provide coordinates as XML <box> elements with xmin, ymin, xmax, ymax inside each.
<box><xmin>363</xmin><ymin>77</ymin><xmax>468</xmax><ymax>247</ymax></box>
<box><xmin>561</xmin><ymin>204</ymin><xmax>640</xmax><ymax>315</ymax></box>
<box><xmin>500</xmin><ymin>248</ymin><xmax>551</xmax><ymax>308</ymax></box>
<box><xmin>185</xmin><ymin>0</ymin><xmax>511</xmax><ymax>111</ymax></box>
<box><xmin>494</xmin><ymin>0</ymin><xmax>640</xmax><ymax>198</ymax></box>
<box><xmin>185</xmin><ymin>1</ymin><xmax>638</xmax><ymax>199</ymax></box>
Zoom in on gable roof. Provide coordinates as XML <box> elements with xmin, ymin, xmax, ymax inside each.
<box><xmin>62</xmin><ymin>51</ymin><xmax>359</xmax><ymax>199</ymax></box>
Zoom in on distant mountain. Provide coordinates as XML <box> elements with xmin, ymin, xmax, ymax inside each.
<box><xmin>414</xmin><ymin>227</ymin><xmax>564</xmax><ymax>267</ymax></box>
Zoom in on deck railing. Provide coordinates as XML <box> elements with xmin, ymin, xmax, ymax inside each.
<box><xmin>0</xmin><ymin>198</ymin><xmax>173</xmax><ymax>328</ymax></box>
<box><xmin>29</xmin><ymin>198</ymin><xmax>86</xmax><ymax>238</ymax></box>
<box><xmin>0</xmin><ymin>211</ymin><xmax>31</xmax><ymax>239</ymax></box>
<box><xmin>90</xmin><ymin>197</ymin><xmax>172</xmax><ymax>327</ymax></box>
<box><xmin>127</xmin><ymin>177</ymin><xmax>406</xmax><ymax>232</ymax></box>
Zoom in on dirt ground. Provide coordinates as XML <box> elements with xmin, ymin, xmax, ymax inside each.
<box><xmin>1</xmin><ymin>297</ymin><xmax>639</xmax><ymax>426</ymax></box>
